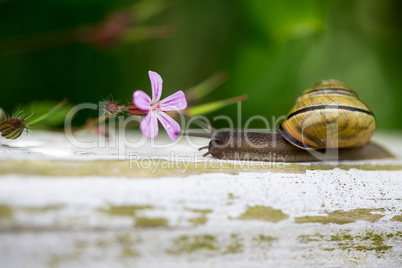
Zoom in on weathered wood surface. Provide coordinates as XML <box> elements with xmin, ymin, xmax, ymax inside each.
<box><xmin>0</xmin><ymin>130</ymin><xmax>402</xmax><ymax>267</ymax></box>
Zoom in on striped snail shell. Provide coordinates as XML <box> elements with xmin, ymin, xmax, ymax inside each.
<box><xmin>279</xmin><ymin>80</ymin><xmax>376</xmax><ymax>150</ymax></box>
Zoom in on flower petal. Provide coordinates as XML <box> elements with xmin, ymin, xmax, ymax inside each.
<box><xmin>133</xmin><ymin>90</ymin><xmax>151</xmax><ymax>111</ymax></box>
<box><xmin>140</xmin><ymin>111</ymin><xmax>158</xmax><ymax>139</ymax></box>
<box><xmin>159</xmin><ymin>90</ymin><xmax>187</xmax><ymax>111</ymax></box>
<box><xmin>149</xmin><ymin>70</ymin><xmax>163</xmax><ymax>103</ymax></box>
<box><xmin>156</xmin><ymin>111</ymin><xmax>181</xmax><ymax>141</ymax></box>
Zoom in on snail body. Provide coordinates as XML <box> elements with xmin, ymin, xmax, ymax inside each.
<box><xmin>189</xmin><ymin>80</ymin><xmax>392</xmax><ymax>162</ymax></box>
<box><xmin>203</xmin><ymin>130</ymin><xmax>392</xmax><ymax>162</ymax></box>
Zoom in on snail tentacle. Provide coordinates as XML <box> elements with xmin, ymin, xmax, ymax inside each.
<box><xmin>198</xmin><ymin>145</ymin><xmax>209</xmax><ymax>151</ymax></box>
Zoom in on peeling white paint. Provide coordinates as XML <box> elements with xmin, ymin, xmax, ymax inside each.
<box><xmin>0</xmin><ymin>131</ymin><xmax>402</xmax><ymax>267</ymax></box>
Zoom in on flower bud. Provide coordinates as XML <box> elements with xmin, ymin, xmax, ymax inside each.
<box><xmin>0</xmin><ymin>117</ymin><xmax>28</xmax><ymax>140</ymax></box>
<box><xmin>104</xmin><ymin>102</ymin><xmax>122</xmax><ymax>116</ymax></box>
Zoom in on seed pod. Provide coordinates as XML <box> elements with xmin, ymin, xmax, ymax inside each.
<box><xmin>0</xmin><ymin>117</ymin><xmax>28</xmax><ymax>140</ymax></box>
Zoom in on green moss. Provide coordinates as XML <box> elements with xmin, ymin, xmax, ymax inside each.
<box><xmin>295</xmin><ymin>209</ymin><xmax>385</xmax><ymax>224</ymax></box>
<box><xmin>21</xmin><ymin>205</ymin><xmax>64</xmax><ymax>213</ymax></box>
<box><xmin>331</xmin><ymin>234</ymin><xmax>353</xmax><ymax>241</ymax></box>
<box><xmin>188</xmin><ymin>215</ymin><xmax>208</xmax><ymax>225</ymax></box>
<box><xmin>298</xmin><ymin>230</ymin><xmax>399</xmax><ymax>258</ymax></box>
<box><xmin>298</xmin><ymin>233</ymin><xmax>324</xmax><ymax>243</ymax></box>
<box><xmin>121</xmin><ymin>247</ymin><xmax>139</xmax><ymax>258</ymax></box>
<box><xmin>168</xmin><ymin>235</ymin><xmax>218</xmax><ymax>254</ymax></box>
<box><xmin>168</xmin><ymin>234</ymin><xmax>245</xmax><ymax>255</ymax></box>
<box><xmin>187</xmin><ymin>208</ymin><xmax>212</xmax><ymax>226</ymax></box>
<box><xmin>134</xmin><ymin>217</ymin><xmax>168</xmax><ymax>228</ymax></box>
<box><xmin>46</xmin><ymin>238</ymin><xmax>89</xmax><ymax>268</ymax></box>
<box><xmin>338</xmin><ymin>232</ymin><xmax>392</xmax><ymax>254</ymax></box>
<box><xmin>47</xmin><ymin>240</ymin><xmax>85</xmax><ymax>268</ymax></box>
<box><xmin>253</xmin><ymin>235</ymin><xmax>277</xmax><ymax>244</ymax></box>
<box><xmin>391</xmin><ymin>215</ymin><xmax>402</xmax><ymax>222</ymax></box>
<box><xmin>237</xmin><ymin>206</ymin><xmax>289</xmax><ymax>223</ymax></box>
<box><xmin>48</xmin><ymin>255</ymin><xmax>63</xmax><ymax>268</ymax></box>
<box><xmin>224</xmin><ymin>234</ymin><xmax>243</xmax><ymax>254</ymax></box>
<box><xmin>227</xmin><ymin>193</ymin><xmax>240</xmax><ymax>205</ymax></box>
<box><xmin>95</xmin><ymin>239</ymin><xmax>109</xmax><ymax>248</ymax></box>
<box><xmin>228</xmin><ymin>193</ymin><xmax>240</xmax><ymax>200</ymax></box>
<box><xmin>1</xmin><ymin>160</ymin><xmax>400</xmax><ymax>178</ymax></box>
<box><xmin>115</xmin><ymin>233</ymin><xmax>140</xmax><ymax>258</ymax></box>
<box><xmin>98</xmin><ymin>205</ymin><xmax>153</xmax><ymax>217</ymax></box>
<box><xmin>0</xmin><ymin>204</ymin><xmax>13</xmax><ymax>220</ymax></box>
<box><xmin>188</xmin><ymin>209</ymin><xmax>212</xmax><ymax>214</ymax></box>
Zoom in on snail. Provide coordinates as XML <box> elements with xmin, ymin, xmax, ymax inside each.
<box><xmin>183</xmin><ymin>80</ymin><xmax>393</xmax><ymax>162</ymax></box>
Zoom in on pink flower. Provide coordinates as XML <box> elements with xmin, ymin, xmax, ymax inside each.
<box><xmin>133</xmin><ymin>71</ymin><xmax>187</xmax><ymax>140</ymax></box>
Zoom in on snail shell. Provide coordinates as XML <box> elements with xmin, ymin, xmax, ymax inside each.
<box><xmin>279</xmin><ymin>80</ymin><xmax>376</xmax><ymax>150</ymax></box>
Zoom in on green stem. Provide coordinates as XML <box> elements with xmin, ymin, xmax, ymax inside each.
<box><xmin>185</xmin><ymin>70</ymin><xmax>228</xmax><ymax>103</ymax></box>
<box><xmin>186</xmin><ymin>95</ymin><xmax>247</xmax><ymax>116</ymax></box>
<box><xmin>25</xmin><ymin>99</ymin><xmax>68</xmax><ymax>125</ymax></box>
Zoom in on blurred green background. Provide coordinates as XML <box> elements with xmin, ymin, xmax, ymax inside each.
<box><xmin>1</xmin><ymin>0</ymin><xmax>401</xmax><ymax>129</ymax></box>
